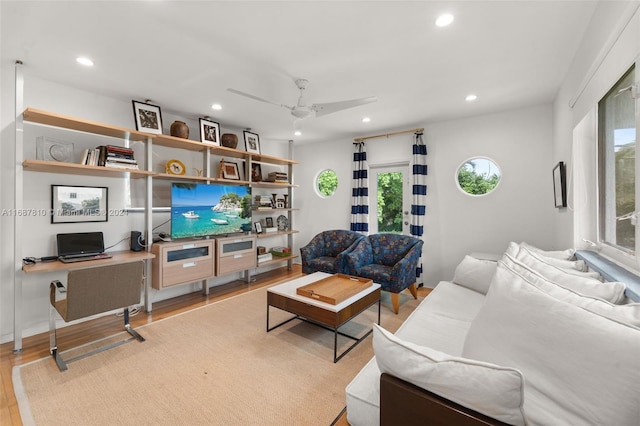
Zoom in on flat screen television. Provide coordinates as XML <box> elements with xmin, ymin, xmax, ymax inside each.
<box><xmin>170</xmin><ymin>182</ymin><xmax>252</xmax><ymax>240</ymax></box>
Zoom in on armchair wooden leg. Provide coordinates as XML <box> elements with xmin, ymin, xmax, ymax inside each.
<box><xmin>408</xmin><ymin>283</ymin><xmax>418</xmax><ymax>299</ymax></box>
<box><xmin>391</xmin><ymin>293</ymin><xmax>400</xmax><ymax>314</ymax></box>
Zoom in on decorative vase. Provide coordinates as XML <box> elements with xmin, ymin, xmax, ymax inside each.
<box><xmin>170</xmin><ymin>121</ymin><xmax>189</xmax><ymax>139</ymax></box>
<box><xmin>221</xmin><ymin>133</ymin><xmax>238</xmax><ymax>149</ymax></box>
<box><xmin>283</xmin><ymin>194</ymin><xmax>289</xmax><ymax>208</ymax></box>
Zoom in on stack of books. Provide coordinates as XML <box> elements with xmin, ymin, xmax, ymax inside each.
<box><xmin>265</xmin><ymin>171</ymin><xmax>288</xmax><ymax>183</ymax></box>
<box><xmin>270</xmin><ymin>246</ymin><xmax>292</xmax><ymax>257</ymax></box>
<box><xmin>80</xmin><ymin>145</ymin><xmax>139</xmax><ymax>169</ymax></box>
<box><xmin>253</xmin><ymin>195</ymin><xmax>274</xmax><ymax>210</ymax></box>
<box><xmin>257</xmin><ymin>252</ymin><xmax>273</xmax><ymax>263</ymax></box>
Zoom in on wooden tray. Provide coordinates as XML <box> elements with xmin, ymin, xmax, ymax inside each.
<box><xmin>296</xmin><ymin>274</ymin><xmax>373</xmax><ymax>305</ymax></box>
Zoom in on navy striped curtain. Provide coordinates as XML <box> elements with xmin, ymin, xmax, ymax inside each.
<box><xmin>350</xmin><ymin>142</ymin><xmax>369</xmax><ymax>234</ymax></box>
<box><xmin>411</xmin><ymin>132</ymin><xmax>427</xmax><ymax>280</ymax></box>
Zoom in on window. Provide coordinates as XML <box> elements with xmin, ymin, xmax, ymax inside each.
<box><xmin>598</xmin><ymin>65</ymin><xmax>636</xmax><ymax>255</ymax></box>
<box><xmin>316</xmin><ymin>169</ymin><xmax>338</xmax><ymax>197</ymax></box>
<box><xmin>456</xmin><ymin>157</ymin><xmax>501</xmax><ymax>196</ymax></box>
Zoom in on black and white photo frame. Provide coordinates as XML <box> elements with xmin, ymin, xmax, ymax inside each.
<box><xmin>199</xmin><ymin>118</ymin><xmax>220</xmax><ymax>146</ymax></box>
<box><xmin>243</xmin><ymin>130</ymin><xmax>261</xmax><ymax>154</ymax></box>
<box><xmin>132</xmin><ymin>100</ymin><xmax>163</xmax><ymax>134</ymax></box>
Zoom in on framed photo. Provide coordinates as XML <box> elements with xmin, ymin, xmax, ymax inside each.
<box><xmin>276</xmin><ymin>201</ymin><xmax>285</xmax><ymax>209</ymax></box>
<box><xmin>199</xmin><ymin>118</ymin><xmax>220</xmax><ymax>146</ymax></box>
<box><xmin>243</xmin><ymin>131</ymin><xmax>261</xmax><ymax>154</ymax></box>
<box><xmin>254</xmin><ymin>221</ymin><xmax>263</xmax><ymax>234</ymax></box>
<box><xmin>265</xmin><ymin>217</ymin><xmax>273</xmax><ymax>228</ymax></box>
<box><xmin>51</xmin><ymin>185</ymin><xmax>108</xmax><ymax>224</ymax></box>
<box><xmin>221</xmin><ymin>161</ymin><xmax>240</xmax><ymax>180</ymax></box>
<box><xmin>251</xmin><ymin>163</ymin><xmax>262</xmax><ymax>182</ymax></box>
<box><xmin>132</xmin><ymin>100</ymin><xmax>163</xmax><ymax>134</ymax></box>
<box><xmin>553</xmin><ymin>161</ymin><xmax>567</xmax><ymax>208</ymax></box>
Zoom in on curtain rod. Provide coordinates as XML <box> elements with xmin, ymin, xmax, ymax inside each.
<box><xmin>354</xmin><ymin>127</ymin><xmax>424</xmax><ymax>143</ymax></box>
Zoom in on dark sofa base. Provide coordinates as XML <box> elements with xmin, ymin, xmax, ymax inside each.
<box><xmin>380</xmin><ymin>373</ymin><xmax>510</xmax><ymax>426</ymax></box>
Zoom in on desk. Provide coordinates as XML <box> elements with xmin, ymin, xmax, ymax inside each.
<box><xmin>22</xmin><ymin>250</ymin><xmax>154</xmax><ymax>274</ymax></box>
<box><xmin>16</xmin><ymin>250</ymin><xmax>155</xmax><ymax>353</ymax></box>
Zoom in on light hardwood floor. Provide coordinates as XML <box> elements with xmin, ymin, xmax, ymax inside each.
<box><xmin>1</xmin><ymin>265</ymin><xmax>429</xmax><ymax>426</ymax></box>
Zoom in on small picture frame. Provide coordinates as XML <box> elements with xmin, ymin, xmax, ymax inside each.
<box><xmin>199</xmin><ymin>118</ymin><xmax>220</xmax><ymax>146</ymax></box>
<box><xmin>276</xmin><ymin>201</ymin><xmax>285</xmax><ymax>209</ymax></box>
<box><xmin>553</xmin><ymin>161</ymin><xmax>567</xmax><ymax>208</ymax></box>
<box><xmin>132</xmin><ymin>100</ymin><xmax>163</xmax><ymax>134</ymax></box>
<box><xmin>243</xmin><ymin>131</ymin><xmax>261</xmax><ymax>154</ymax></box>
<box><xmin>221</xmin><ymin>161</ymin><xmax>240</xmax><ymax>180</ymax></box>
<box><xmin>51</xmin><ymin>185</ymin><xmax>108</xmax><ymax>223</ymax></box>
<box><xmin>251</xmin><ymin>163</ymin><xmax>262</xmax><ymax>182</ymax></box>
<box><xmin>265</xmin><ymin>217</ymin><xmax>274</xmax><ymax>228</ymax></box>
<box><xmin>254</xmin><ymin>221</ymin><xmax>263</xmax><ymax>234</ymax></box>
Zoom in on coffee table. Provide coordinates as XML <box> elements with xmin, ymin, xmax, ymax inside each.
<box><xmin>266</xmin><ymin>272</ymin><xmax>381</xmax><ymax>363</ymax></box>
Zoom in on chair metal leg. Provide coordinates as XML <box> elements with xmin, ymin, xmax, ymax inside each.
<box><xmin>49</xmin><ymin>306</ymin><xmax>68</xmax><ymax>371</ymax></box>
<box><xmin>123</xmin><ymin>308</ymin><xmax>145</xmax><ymax>342</ymax></box>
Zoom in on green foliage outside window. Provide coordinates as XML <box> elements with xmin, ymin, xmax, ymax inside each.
<box><xmin>377</xmin><ymin>172</ymin><xmax>403</xmax><ymax>233</ymax></box>
<box><xmin>457</xmin><ymin>160</ymin><xmax>500</xmax><ymax>195</ymax></box>
<box><xmin>317</xmin><ymin>169</ymin><xmax>338</xmax><ymax>197</ymax></box>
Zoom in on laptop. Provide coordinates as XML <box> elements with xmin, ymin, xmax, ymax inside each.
<box><xmin>57</xmin><ymin>232</ymin><xmax>112</xmax><ymax>263</ymax></box>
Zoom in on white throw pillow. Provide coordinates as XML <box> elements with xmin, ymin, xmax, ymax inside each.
<box><xmin>463</xmin><ymin>264</ymin><xmax>640</xmax><ymax>426</ymax></box>
<box><xmin>516</xmin><ymin>245</ymin><xmax>600</xmax><ymax>278</ymax></box>
<box><xmin>373</xmin><ymin>324</ymin><xmax>526</xmax><ymax>426</ymax></box>
<box><xmin>513</xmin><ymin>247</ymin><xmax>625</xmax><ymax>303</ymax></box>
<box><xmin>520</xmin><ymin>241</ymin><xmax>575</xmax><ymax>260</ymax></box>
<box><xmin>501</xmin><ymin>255</ymin><xmax>640</xmax><ymax>327</ymax></box>
<box><xmin>452</xmin><ymin>255</ymin><xmax>498</xmax><ymax>294</ymax></box>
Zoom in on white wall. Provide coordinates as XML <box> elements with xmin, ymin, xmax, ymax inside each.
<box><xmin>0</xmin><ymin>72</ymin><xmax>289</xmax><ymax>343</ymax></box>
<box><xmin>552</xmin><ymin>2</ymin><xmax>640</xmax><ymax>253</ymax></box>
<box><xmin>295</xmin><ymin>103</ymin><xmax>556</xmax><ymax>287</ymax></box>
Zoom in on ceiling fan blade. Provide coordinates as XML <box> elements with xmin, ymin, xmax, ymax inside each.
<box><xmin>312</xmin><ymin>96</ymin><xmax>377</xmax><ymax>117</ymax></box>
<box><xmin>227</xmin><ymin>88</ymin><xmax>293</xmax><ymax>110</ymax></box>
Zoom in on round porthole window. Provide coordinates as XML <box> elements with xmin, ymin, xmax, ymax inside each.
<box><xmin>456</xmin><ymin>157</ymin><xmax>501</xmax><ymax>196</ymax></box>
<box><xmin>316</xmin><ymin>169</ymin><xmax>338</xmax><ymax>197</ymax></box>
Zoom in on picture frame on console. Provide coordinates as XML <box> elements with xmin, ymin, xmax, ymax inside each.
<box><xmin>265</xmin><ymin>217</ymin><xmax>273</xmax><ymax>228</ymax></box>
<box><xmin>132</xmin><ymin>100</ymin><xmax>163</xmax><ymax>135</ymax></box>
<box><xmin>221</xmin><ymin>161</ymin><xmax>241</xmax><ymax>180</ymax></box>
<box><xmin>254</xmin><ymin>221</ymin><xmax>263</xmax><ymax>234</ymax></box>
<box><xmin>243</xmin><ymin>130</ymin><xmax>261</xmax><ymax>154</ymax></box>
<box><xmin>199</xmin><ymin>118</ymin><xmax>220</xmax><ymax>146</ymax></box>
<box><xmin>51</xmin><ymin>185</ymin><xmax>108</xmax><ymax>223</ymax></box>
<box><xmin>251</xmin><ymin>163</ymin><xmax>262</xmax><ymax>182</ymax></box>
<box><xmin>553</xmin><ymin>161</ymin><xmax>567</xmax><ymax>208</ymax></box>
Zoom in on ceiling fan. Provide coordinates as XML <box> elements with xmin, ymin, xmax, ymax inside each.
<box><xmin>227</xmin><ymin>79</ymin><xmax>377</xmax><ymax>120</ymax></box>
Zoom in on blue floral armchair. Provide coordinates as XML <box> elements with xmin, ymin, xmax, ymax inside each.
<box><xmin>344</xmin><ymin>234</ymin><xmax>424</xmax><ymax>314</ymax></box>
<box><xmin>300</xmin><ymin>230</ymin><xmax>366</xmax><ymax>274</ymax></box>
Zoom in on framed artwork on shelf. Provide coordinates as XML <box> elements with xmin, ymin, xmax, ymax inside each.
<box><xmin>132</xmin><ymin>100</ymin><xmax>163</xmax><ymax>134</ymax></box>
<box><xmin>553</xmin><ymin>161</ymin><xmax>567</xmax><ymax>208</ymax></box>
<box><xmin>51</xmin><ymin>185</ymin><xmax>108</xmax><ymax>223</ymax></box>
<box><xmin>243</xmin><ymin>130</ymin><xmax>261</xmax><ymax>154</ymax></box>
<box><xmin>199</xmin><ymin>118</ymin><xmax>220</xmax><ymax>146</ymax></box>
<box><xmin>254</xmin><ymin>221</ymin><xmax>263</xmax><ymax>234</ymax></box>
<box><xmin>251</xmin><ymin>163</ymin><xmax>262</xmax><ymax>182</ymax></box>
<box><xmin>220</xmin><ymin>160</ymin><xmax>240</xmax><ymax>180</ymax></box>
<box><xmin>265</xmin><ymin>217</ymin><xmax>273</xmax><ymax>228</ymax></box>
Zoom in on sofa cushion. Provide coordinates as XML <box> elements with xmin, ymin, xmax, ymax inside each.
<box><xmin>510</xmin><ymin>246</ymin><xmax>625</xmax><ymax>303</ymax></box>
<box><xmin>515</xmin><ymin>245</ymin><xmax>598</xmax><ymax>277</ymax></box>
<box><xmin>452</xmin><ymin>255</ymin><xmax>497</xmax><ymax>295</ymax></box>
<box><xmin>373</xmin><ymin>324</ymin><xmax>526</xmax><ymax>425</ymax></box>
<box><xmin>501</xmin><ymin>255</ymin><xmax>640</xmax><ymax>326</ymax></box>
<box><xmin>463</xmin><ymin>263</ymin><xmax>640</xmax><ymax>426</ymax></box>
<box><xmin>520</xmin><ymin>241</ymin><xmax>575</xmax><ymax>260</ymax></box>
<box><xmin>369</xmin><ymin>234</ymin><xmax>417</xmax><ymax>266</ymax></box>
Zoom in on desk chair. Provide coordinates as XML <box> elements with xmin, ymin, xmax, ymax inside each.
<box><xmin>49</xmin><ymin>262</ymin><xmax>145</xmax><ymax>371</ymax></box>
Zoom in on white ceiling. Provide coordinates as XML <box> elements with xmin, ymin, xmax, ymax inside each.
<box><xmin>2</xmin><ymin>1</ymin><xmax>598</xmax><ymax>145</ymax></box>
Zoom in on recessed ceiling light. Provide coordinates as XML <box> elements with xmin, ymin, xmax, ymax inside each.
<box><xmin>436</xmin><ymin>13</ymin><xmax>454</xmax><ymax>27</ymax></box>
<box><xmin>465</xmin><ymin>94</ymin><xmax>478</xmax><ymax>101</ymax></box>
<box><xmin>362</xmin><ymin>117</ymin><xmax>371</xmax><ymax>123</ymax></box>
<box><xmin>76</xmin><ymin>57</ymin><xmax>94</xmax><ymax>67</ymax></box>
<box><xmin>294</xmin><ymin>130</ymin><xmax>302</xmax><ymax>136</ymax></box>
<box><xmin>211</xmin><ymin>103</ymin><xmax>222</xmax><ymax>110</ymax></box>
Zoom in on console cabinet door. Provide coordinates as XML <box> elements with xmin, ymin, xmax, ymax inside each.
<box><xmin>152</xmin><ymin>241</ymin><xmax>214</xmax><ymax>289</ymax></box>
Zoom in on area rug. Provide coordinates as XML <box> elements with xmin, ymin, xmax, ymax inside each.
<box><xmin>13</xmin><ymin>285</ymin><xmax>422</xmax><ymax>426</ymax></box>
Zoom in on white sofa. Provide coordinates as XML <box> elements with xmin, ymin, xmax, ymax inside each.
<box><xmin>345</xmin><ymin>242</ymin><xmax>640</xmax><ymax>426</ymax></box>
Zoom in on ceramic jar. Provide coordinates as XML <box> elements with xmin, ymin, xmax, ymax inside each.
<box><xmin>170</xmin><ymin>121</ymin><xmax>189</xmax><ymax>139</ymax></box>
<box><xmin>221</xmin><ymin>133</ymin><xmax>238</xmax><ymax>149</ymax></box>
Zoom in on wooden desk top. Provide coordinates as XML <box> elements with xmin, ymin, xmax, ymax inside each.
<box><xmin>22</xmin><ymin>250</ymin><xmax>155</xmax><ymax>274</ymax></box>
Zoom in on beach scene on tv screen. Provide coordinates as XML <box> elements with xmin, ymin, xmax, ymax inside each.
<box><xmin>171</xmin><ymin>183</ymin><xmax>252</xmax><ymax>239</ymax></box>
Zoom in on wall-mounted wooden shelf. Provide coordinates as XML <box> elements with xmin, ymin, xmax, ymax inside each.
<box><xmin>22</xmin><ymin>159</ymin><xmax>153</xmax><ymax>178</ymax></box>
